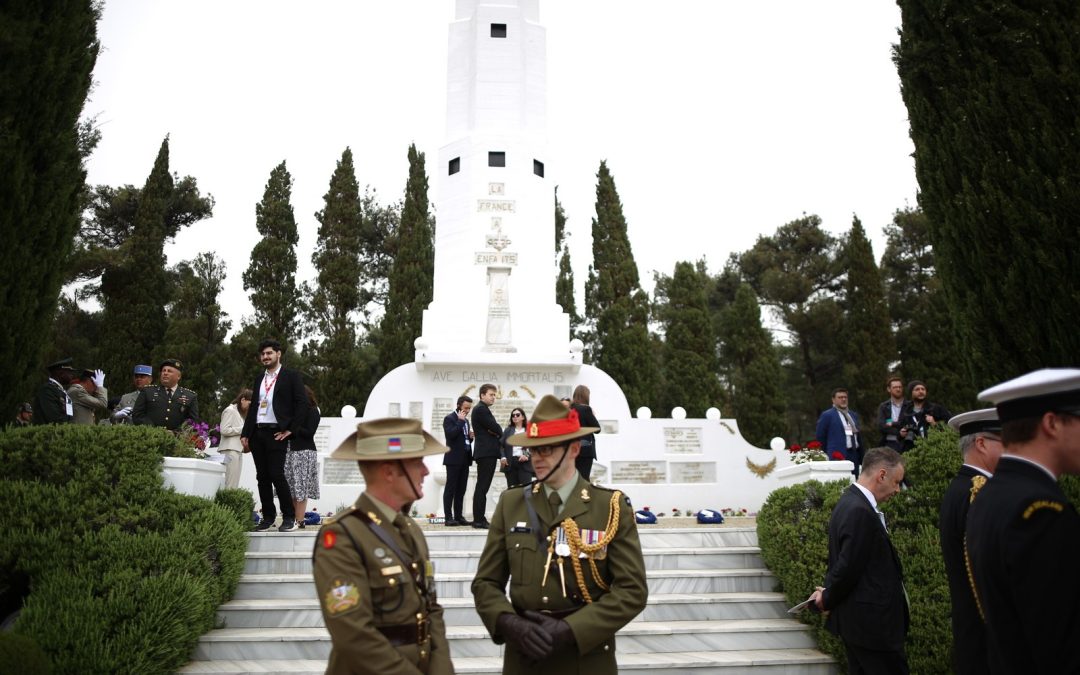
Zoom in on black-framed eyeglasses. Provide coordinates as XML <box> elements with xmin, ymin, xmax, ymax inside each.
<box><xmin>531</xmin><ymin>444</ymin><xmax>566</xmax><ymax>458</ymax></box>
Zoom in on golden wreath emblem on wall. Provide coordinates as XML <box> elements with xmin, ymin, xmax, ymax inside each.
<box><xmin>745</xmin><ymin>457</ymin><xmax>777</xmax><ymax>479</ymax></box>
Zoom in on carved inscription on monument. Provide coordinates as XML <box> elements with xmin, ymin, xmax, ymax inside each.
<box><xmin>409</xmin><ymin>401</ymin><xmax>424</xmax><ymax>421</ymax></box>
<box><xmin>669</xmin><ymin>462</ymin><xmax>716</xmax><ymax>484</ymax></box>
<box><xmin>475</xmin><ymin>252</ymin><xmax>518</xmax><ymax>265</ymax></box>
<box><xmin>664</xmin><ymin>427</ymin><xmax>703</xmax><ymax>454</ymax></box>
<box><xmin>477</xmin><ymin>199</ymin><xmax>515</xmax><ymax>213</ymax></box>
<box><xmin>488</xmin><ymin>182</ymin><xmax>505</xmax><ymax>195</ymax></box>
<box><xmin>314</xmin><ymin>424</ymin><xmax>332</xmax><ymax>454</ymax></box>
<box><xmin>323</xmin><ymin>458</ymin><xmax>362</xmax><ymax>485</ymax></box>
<box><xmin>611</xmin><ymin>461</ymin><xmax>667</xmax><ymax>484</ymax></box>
<box><xmin>431</xmin><ymin>398</ymin><xmax>454</xmax><ymax>439</ymax></box>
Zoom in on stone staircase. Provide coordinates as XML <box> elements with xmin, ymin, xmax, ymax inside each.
<box><xmin>179</xmin><ymin>527</ymin><xmax>837</xmax><ymax>674</ymax></box>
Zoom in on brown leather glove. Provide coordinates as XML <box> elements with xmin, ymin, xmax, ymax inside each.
<box><xmin>497</xmin><ymin>612</ymin><xmax>554</xmax><ymax>661</ymax></box>
<box><xmin>523</xmin><ymin>610</ymin><xmax>577</xmax><ymax>651</ymax></box>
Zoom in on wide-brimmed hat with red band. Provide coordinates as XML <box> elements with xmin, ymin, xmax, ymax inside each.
<box><xmin>330</xmin><ymin>417</ymin><xmax>448</xmax><ymax>462</ymax></box>
<box><xmin>509</xmin><ymin>394</ymin><xmax>600</xmax><ymax>447</ymax></box>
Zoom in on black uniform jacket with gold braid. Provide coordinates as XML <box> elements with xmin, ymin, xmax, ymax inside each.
<box><xmin>312</xmin><ymin>493</ymin><xmax>453</xmax><ymax>675</ymax></box>
<box><xmin>471</xmin><ymin>474</ymin><xmax>648</xmax><ymax>675</ymax></box>
<box><xmin>939</xmin><ymin>464</ymin><xmax>990</xmax><ymax>675</ymax></box>
<box><xmin>131</xmin><ymin>384</ymin><xmax>199</xmax><ymax>431</ymax></box>
<box><xmin>966</xmin><ymin>456</ymin><xmax>1080</xmax><ymax>674</ymax></box>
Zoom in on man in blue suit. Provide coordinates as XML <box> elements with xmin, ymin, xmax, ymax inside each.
<box><xmin>442</xmin><ymin>395</ymin><xmax>473</xmax><ymax>526</ymax></box>
<box><xmin>816</xmin><ymin>388</ymin><xmax>864</xmax><ymax>473</ymax></box>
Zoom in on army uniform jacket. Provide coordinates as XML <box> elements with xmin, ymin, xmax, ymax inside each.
<box><xmin>966</xmin><ymin>456</ymin><xmax>1080</xmax><ymax>674</ymax></box>
<box><xmin>471</xmin><ymin>474</ymin><xmax>648</xmax><ymax>675</ymax></box>
<box><xmin>31</xmin><ymin>379</ymin><xmax>71</xmax><ymax>424</ymax></box>
<box><xmin>312</xmin><ymin>493</ymin><xmax>453</xmax><ymax>675</ymax></box>
<box><xmin>131</xmin><ymin>384</ymin><xmax>199</xmax><ymax>431</ymax></box>
<box><xmin>939</xmin><ymin>464</ymin><xmax>990</xmax><ymax>675</ymax></box>
<box><xmin>67</xmin><ymin>383</ymin><xmax>107</xmax><ymax>425</ymax></box>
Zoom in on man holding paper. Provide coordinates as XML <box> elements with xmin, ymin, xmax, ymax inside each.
<box><xmin>810</xmin><ymin>447</ymin><xmax>909</xmax><ymax>674</ymax></box>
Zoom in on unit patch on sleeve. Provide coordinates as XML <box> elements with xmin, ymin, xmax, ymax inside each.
<box><xmin>324</xmin><ymin>579</ymin><xmax>361</xmax><ymax>616</ymax></box>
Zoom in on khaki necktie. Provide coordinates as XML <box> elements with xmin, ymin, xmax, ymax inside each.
<box><xmin>548</xmin><ymin>490</ymin><xmax>563</xmax><ymax>521</ymax></box>
<box><xmin>393</xmin><ymin>514</ymin><xmax>418</xmax><ymax>558</ymax></box>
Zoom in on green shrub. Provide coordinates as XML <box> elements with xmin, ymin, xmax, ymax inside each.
<box><xmin>215</xmin><ymin>487</ymin><xmax>256</xmax><ymax>532</ymax></box>
<box><xmin>1</xmin><ymin>424</ymin><xmax>249</xmax><ymax>673</ymax></box>
<box><xmin>0</xmin><ymin>631</ymin><xmax>52</xmax><ymax>675</ymax></box>
<box><xmin>757</xmin><ymin>427</ymin><xmax>968</xmax><ymax>673</ymax></box>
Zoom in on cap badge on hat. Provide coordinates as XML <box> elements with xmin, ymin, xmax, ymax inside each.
<box><xmin>527</xmin><ymin>408</ymin><xmax>581</xmax><ymax>438</ymax></box>
<box><xmin>387</xmin><ymin>437</ymin><xmax>402</xmax><ymax>453</ymax></box>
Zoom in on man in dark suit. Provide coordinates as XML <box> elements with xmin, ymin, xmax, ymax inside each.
<box><xmin>31</xmin><ymin>358</ymin><xmax>76</xmax><ymax>424</ymax></box>
<box><xmin>811</xmin><ymin>447</ymin><xmax>909</xmax><ymax>674</ymax></box>
<box><xmin>132</xmin><ymin>359</ymin><xmax>199</xmax><ymax>430</ymax></box>
<box><xmin>470</xmin><ymin>383</ymin><xmax>503</xmax><ymax>529</ymax></box>
<box><xmin>442</xmin><ymin>395</ymin><xmax>473</xmax><ymax>526</ymax></box>
<box><xmin>966</xmin><ymin>369</ymin><xmax>1080</xmax><ymax>674</ymax></box>
<box><xmin>940</xmin><ymin>408</ymin><xmax>1003</xmax><ymax>675</ymax></box>
<box><xmin>815</xmin><ymin>388</ymin><xmax>864</xmax><ymax>470</ymax></box>
<box><xmin>241</xmin><ymin>339</ymin><xmax>309</xmax><ymax>533</ymax></box>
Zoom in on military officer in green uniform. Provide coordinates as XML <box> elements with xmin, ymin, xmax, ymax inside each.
<box><xmin>313</xmin><ymin>417</ymin><xmax>454</xmax><ymax>675</ymax></box>
<box><xmin>132</xmin><ymin>359</ymin><xmax>199</xmax><ymax>431</ymax></box>
<box><xmin>966</xmin><ymin>369</ymin><xmax>1080</xmax><ymax>673</ymax></box>
<box><xmin>471</xmin><ymin>394</ymin><xmax>648</xmax><ymax>674</ymax></box>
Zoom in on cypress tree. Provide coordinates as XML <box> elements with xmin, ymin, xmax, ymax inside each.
<box><xmin>379</xmin><ymin>144</ymin><xmax>434</xmax><ymax>372</ymax></box>
<box><xmin>554</xmin><ymin>190</ymin><xmax>580</xmax><ymax>333</ymax></box>
<box><xmin>881</xmin><ymin>208</ymin><xmax>975</xmax><ymax>411</ymax></box>
<box><xmin>584</xmin><ymin>161</ymin><xmax>657</xmax><ymax>410</ymax></box>
<box><xmin>718</xmin><ymin>283</ymin><xmax>787</xmax><ymax>447</ymax></box>
<box><xmin>308</xmin><ymin>148</ymin><xmax>367</xmax><ymax>414</ymax></box>
<box><xmin>243</xmin><ymin>161</ymin><xmax>301</xmax><ymax>341</ymax></box>
<box><xmin>895</xmin><ymin>1</ymin><xmax>1080</xmax><ymax>385</ymax></box>
<box><xmin>1</xmin><ymin>0</ymin><xmax>99</xmax><ymax>414</ymax></box>
<box><xmin>98</xmin><ymin>138</ymin><xmax>175</xmax><ymax>379</ymax></box>
<box><xmin>658</xmin><ymin>261</ymin><xmax>722</xmax><ymax>418</ymax></box>
<box><xmin>837</xmin><ymin>216</ymin><xmax>895</xmax><ymax>427</ymax></box>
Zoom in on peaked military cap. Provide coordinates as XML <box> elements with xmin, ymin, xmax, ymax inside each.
<box><xmin>948</xmin><ymin>408</ymin><xmax>1001</xmax><ymax>437</ymax></box>
<box><xmin>45</xmin><ymin>358</ymin><xmax>76</xmax><ymax>372</ymax></box>
<box><xmin>979</xmin><ymin>368</ymin><xmax>1080</xmax><ymax>422</ymax></box>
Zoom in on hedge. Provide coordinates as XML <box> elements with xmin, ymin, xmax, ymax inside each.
<box><xmin>0</xmin><ymin>425</ymin><xmax>250</xmax><ymax>674</ymax></box>
<box><xmin>758</xmin><ymin>426</ymin><xmax>1080</xmax><ymax>673</ymax></box>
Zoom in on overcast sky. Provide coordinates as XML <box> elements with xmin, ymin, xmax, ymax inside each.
<box><xmin>84</xmin><ymin>1</ymin><xmax>917</xmax><ymax>330</ymax></box>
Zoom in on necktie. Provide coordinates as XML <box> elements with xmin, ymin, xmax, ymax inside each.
<box><xmin>877</xmin><ymin>510</ymin><xmax>888</xmax><ymax>532</ymax></box>
<box><xmin>548</xmin><ymin>491</ymin><xmax>563</xmax><ymax>521</ymax></box>
<box><xmin>393</xmin><ymin>514</ymin><xmax>418</xmax><ymax>558</ymax></box>
<box><xmin>840</xmin><ymin>410</ymin><xmax>856</xmax><ymax>448</ymax></box>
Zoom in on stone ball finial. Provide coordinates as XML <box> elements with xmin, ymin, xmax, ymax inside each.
<box><xmin>770</xmin><ymin>437</ymin><xmax>785</xmax><ymax>451</ymax></box>
<box><xmin>636</xmin><ymin>406</ymin><xmax>652</xmax><ymax>419</ymax></box>
<box><xmin>341</xmin><ymin>405</ymin><xmax>357</xmax><ymax>419</ymax></box>
<box><xmin>671</xmin><ymin>406</ymin><xmax>687</xmax><ymax>420</ymax></box>
<box><xmin>569</xmin><ymin>338</ymin><xmax>584</xmax><ymax>354</ymax></box>
<box><xmin>705</xmin><ymin>407</ymin><xmax>721</xmax><ymax>420</ymax></box>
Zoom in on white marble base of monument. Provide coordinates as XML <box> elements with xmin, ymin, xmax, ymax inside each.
<box><xmin>775</xmin><ymin>460</ymin><xmax>855</xmax><ymax>488</ymax></box>
<box><xmin>162</xmin><ymin>456</ymin><xmax>225</xmax><ymax>500</ymax></box>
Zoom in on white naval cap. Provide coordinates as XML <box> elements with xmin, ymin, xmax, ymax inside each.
<box><xmin>948</xmin><ymin>408</ymin><xmax>1001</xmax><ymax>436</ymax></box>
<box><xmin>978</xmin><ymin>368</ymin><xmax>1080</xmax><ymax>423</ymax></box>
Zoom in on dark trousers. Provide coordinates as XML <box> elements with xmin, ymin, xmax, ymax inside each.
<box><xmin>575</xmin><ymin>456</ymin><xmax>594</xmax><ymax>481</ymax></box>
<box><xmin>472</xmin><ymin>457</ymin><xmax>497</xmax><ymax>522</ymax></box>
<box><xmin>845</xmin><ymin>643</ymin><xmax>908</xmax><ymax>675</ymax></box>
<box><xmin>251</xmin><ymin>427</ymin><xmax>295</xmax><ymax>522</ymax></box>
<box><xmin>443</xmin><ymin>464</ymin><xmax>469</xmax><ymax>520</ymax></box>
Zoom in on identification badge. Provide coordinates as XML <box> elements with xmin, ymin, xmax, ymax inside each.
<box><xmin>380</xmin><ymin>565</ymin><xmax>403</xmax><ymax>576</ymax></box>
<box><xmin>259</xmin><ymin>399</ymin><xmax>268</xmax><ymax>411</ymax></box>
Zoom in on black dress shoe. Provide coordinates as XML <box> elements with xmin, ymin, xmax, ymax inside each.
<box><xmin>444</xmin><ymin>519</ymin><xmax>460</xmax><ymax>526</ymax></box>
<box><xmin>456</xmin><ymin>517</ymin><xmax>470</xmax><ymax>526</ymax></box>
<box><xmin>255</xmin><ymin>519</ymin><xmax>273</xmax><ymax>531</ymax></box>
<box><xmin>472</xmin><ymin>519</ymin><xmax>490</xmax><ymax>529</ymax></box>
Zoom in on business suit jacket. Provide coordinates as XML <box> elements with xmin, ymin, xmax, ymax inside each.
<box><xmin>241</xmin><ymin>367</ymin><xmax>308</xmax><ymax>438</ymax></box>
<box><xmin>471</xmin><ymin>401</ymin><xmax>503</xmax><ymax>460</ymax></box>
<box><xmin>471</xmin><ymin>475</ymin><xmax>648</xmax><ymax>674</ymax></box>
<box><xmin>815</xmin><ymin>407</ymin><xmax>862</xmax><ymax>462</ymax></box>
<box><xmin>31</xmin><ymin>379</ymin><xmax>71</xmax><ymax>424</ymax></box>
<box><xmin>822</xmin><ymin>485</ymin><xmax>909</xmax><ymax>652</ymax></box>
<box><xmin>442</xmin><ymin>411</ymin><xmax>473</xmax><ymax>466</ymax></box>
<box><xmin>966</xmin><ymin>457</ymin><xmax>1080</xmax><ymax>674</ymax></box>
<box><xmin>939</xmin><ymin>465</ymin><xmax>990</xmax><ymax>675</ymax></box>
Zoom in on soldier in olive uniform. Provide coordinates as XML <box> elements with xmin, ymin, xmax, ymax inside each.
<box><xmin>966</xmin><ymin>369</ymin><xmax>1080</xmax><ymax>674</ymax></box>
<box><xmin>939</xmin><ymin>408</ymin><xmax>1003</xmax><ymax>675</ymax></box>
<box><xmin>471</xmin><ymin>394</ymin><xmax>648</xmax><ymax>674</ymax></box>
<box><xmin>132</xmin><ymin>359</ymin><xmax>200</xmax><ymax>431</ymax></box>
<box><xmin>313</xmin><ymin>417</ymin><xmax>454</xmax><ymax>675</ymax></box>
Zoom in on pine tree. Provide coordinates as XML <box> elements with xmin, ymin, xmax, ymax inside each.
<box><xmin>157</xmin><ymin>252</ymin><xmax>232</xmax><ymax>422</ymax></box>
<box><xmin>657</xmin><ymin>261</ymin><xmax>722</xmax><ymax>418</ymax></box>
<box><xmin>881</xmin><ymin>208</ymin><xmax>975</xmax><ymax>411</ymax></box>
<box><xmin>837</xmin><ymin>216</ymin><xmax>895</xmax><ymax>427</ymax></box>
<box><xmin>584</xmin><ymin>161</ymin><xmax>657</xmax><ymax>410</ymax></box>
<box><xmin>895</xmin><ymin>1</ymin><xmax>1080</xmax><ymax>385</ymax></box>
<box><xmin>243</xmin><ymin>161</ymin><xmax>301</xmax><ymax>341</ymax></box>
<box><xmin>554</xmin><ymin>189</ymin><xmax>580</xmax><ymax>333</ymax></box>
<box><xmin>379</xmin><ymin>144</ymin><xmax>435</xmax><ymax>372</ymax></box>
<box><xmin>718</xmin><ymin>283</ymin><xmax>787</xmax><ymax>447</ymax></box>
<box><xmin>98</xmin><ymin>138</ymin><xmax>176</xmax><ymax>380</ymax></box>
<box><xmin>1</xmin><ymin>0</ymin><xmax>99</xmax><ymax>414</ymax></box>
<box><xmin>307</xmin><ymin>148</ymin><xmax>369</xmax><ymax>414</ymax></box>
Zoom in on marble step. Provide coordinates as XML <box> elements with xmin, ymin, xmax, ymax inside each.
<box><xmin>243</xmin><ymin>546</ymin><xmax>764</xmax><ymax>575</ymax></box>
<box><xmin>244</xmin><ymin>527</ymin><xmax>760</xmax><ymax>554</ymax></box>
<box><xmin>217</xmin><ymin>592</ymin><xmax>791</xmax><ymax>629</ymax></box>
<box><xmin>191</xmin><ymin>619</ymin><xmax>817</xmax><ymax>661</ymax></box>
<box><xmin>232</xmin><ymin>568</ymin><xmax>775</xmax><ymax>601</ymax></box>
<box><xmin>179</xmin><ymin>649</ymin><xmax>837</xmax><ymax>674</ymax></box>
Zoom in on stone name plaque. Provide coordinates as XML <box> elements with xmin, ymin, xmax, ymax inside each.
<box><xmin>611</xmin><ymin>460</ymin><xmax>667</xmax><ymax>484</ymax></box>
<box><xmin>314</xmin><ymin>424</ymin><xmax>332</xmax><ymax>454</ymax></box>
<box><xmin>669</xmin><ymin>461</ymin><xmax>716</xmax><ymax>484</ymax></box>
<box><xmin>664</xmin><ymin>427</ymin><xmax>702</xmax><ymax>454</ymax></box>
<box><xmin>409</xmin><ymin>401</ymin><xmax>424</xmax><ymax>421</ymax></box>
<box><xmin>323</xmin><ymin>458</ymin><xmax>362</xmax><ymax>485</ymax></box>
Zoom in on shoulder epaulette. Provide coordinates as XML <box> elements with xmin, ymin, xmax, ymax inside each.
<box><xmin>324</xmin><ymin>505</ymin><xmax>358</xmax><ymax>525</ymax></box>
<box><xmin>968</xmin><ymin>474</ymin><xmax>987</xmax><ymax>503</ymax></box>
<box><xmin>1022</xmin><ymin>500</ymin><xmax>1065</xmax><ymax>520</ymax></box>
